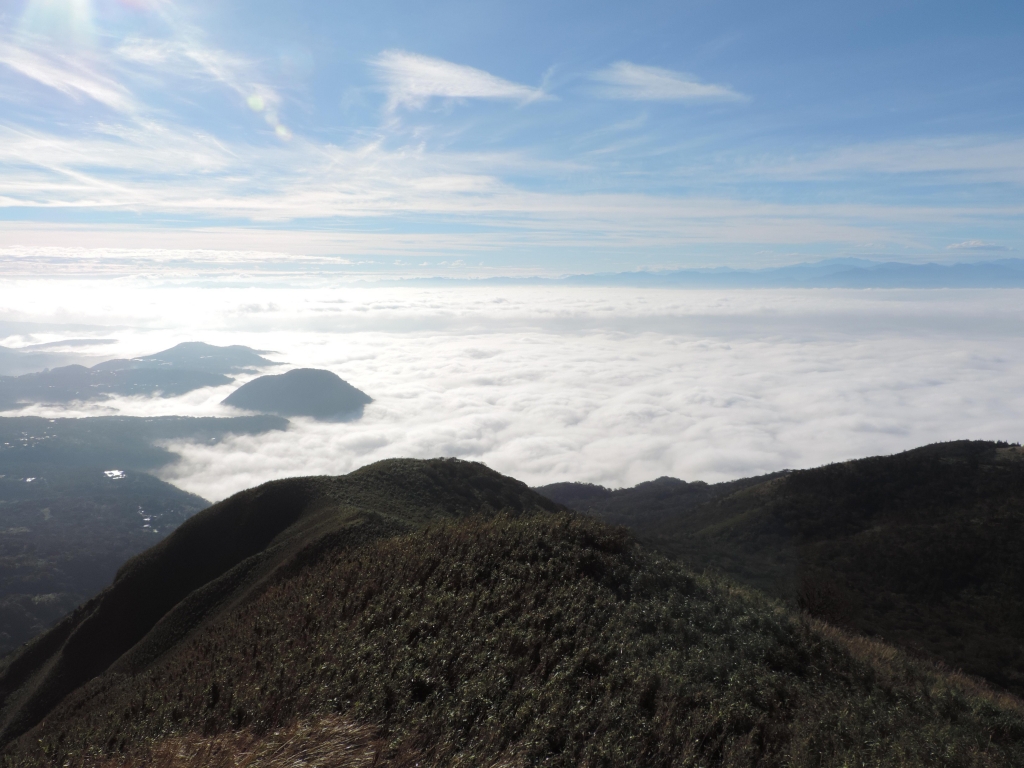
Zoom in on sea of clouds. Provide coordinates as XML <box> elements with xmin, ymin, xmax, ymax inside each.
<box><xmin>2</xmin><ymin>280</ymin><xmax>1023</xmax><ymax>502</ymax></box>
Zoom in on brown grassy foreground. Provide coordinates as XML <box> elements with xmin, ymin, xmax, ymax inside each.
<box><xmin>97</xmin><ymin>717</ymin><xmax>384</xmax><ymax>768</ymax></box>
<box><xmin>7</xmin><ymin>512</ymin><xmax>1024</xmax><ymax>767</ymax></box>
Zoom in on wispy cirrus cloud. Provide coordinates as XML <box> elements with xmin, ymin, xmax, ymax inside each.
<box><xmin>115</xmin><ymin>37</ymin><xmax>291</xmax><ymax>138</ymax></box>
<box><xmin>0</xmin><ymin>41</ymin><xmax>134</xmax><ymax>112</ymax></box>
<box><xmin>115</xmin><ymin>38</ymin><xmax>277</xmax><ymax>108</ymax></box>
<box><xmin>591</xmin><ymin>62</ymin><xmax>744</xmax><ymax>102</ymax></box>
<box><xmin>370</xmin><ymin>50</ymin><xmax>548</xmax><ymax>110</ymax></box>
<box><xmin>1</xmin><ymin>111</ymin><xmax>1021</xmax><ymax>269</ymax></box>
<box><xmin>745</xmin><ymin>137</ymin><xmax>1024</xmax><ymax>184</ymax></box>
<box><xmin>947</xmin><ymin>240</ymin><xmax>1011</xmax><ymax>252</ymax></box>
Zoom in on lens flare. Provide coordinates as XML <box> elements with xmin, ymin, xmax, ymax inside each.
<box><xmin>19</xmin><ymin>0</ymin><xmax>97</xmax><ymax>43</ymax></box>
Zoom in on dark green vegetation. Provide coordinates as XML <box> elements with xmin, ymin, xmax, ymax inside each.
<box><xmin>0</xmin><ymin>342</ymin><xmax>277</xmax><ymax>410</ymax></box>
<box><xmin>0</xmin><ymin>416</ymin><xmax>287</xmax><ymax>475</ymax></box>
<box><xmin>536</xmin><ymin>473</ymin><xmax>781</xmax><ymax>529</ymax></box>
<box><xmin>222</xmin><ymin>368</ymin><xmax>372</xmax><ymax>420</ymax></box>
<box><xmin>540</xmin><ymin>441</ymin><xmax>1024</xmax><ymax>697</ymax></box>
<box><xmin>0</xmin><ymin>459</ymin><xmax>558</xmax><ymax>752</ymax></box>
<box><xmin>0</xmin><ymin>469</ymin><xmax>207</xmax><ymax>657</ymax></box>
<box><xmin>2</xmin><ymin>459</ymin><xmax>1023</xmax><ymax>767</ymax></box>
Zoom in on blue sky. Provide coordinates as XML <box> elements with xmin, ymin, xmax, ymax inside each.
<box><xmin>0</xmin><ymin>0</ymin><xmax>1021</xmax><ymax>275</ymax></box>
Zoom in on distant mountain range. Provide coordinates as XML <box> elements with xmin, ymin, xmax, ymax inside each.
<box><xmin>98</xmin><ymin>341</ymin><xmax>277</xmax><ymax>375</ymax></box>
<box><xmin>0</xmin><ymin>342</ymin><xmax>279</xmax><ymax>410</ymax></box>
<box><xmin>386</xmin><ymin>257</ymin><xmax>1024</xmax><ymax>288</ymax></box>
<box><xmin>0</xmin><ymin>339</ymin><xmax>116</xmax><ymax>378</ymax></box>
<box><xmin>0</xmin><ymin>344</ymin><xmax>376</xmax><ymax>426</ymax></box>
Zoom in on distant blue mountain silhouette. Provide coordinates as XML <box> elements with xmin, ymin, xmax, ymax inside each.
<box><xmin>0</xmin><ymin>342</ymin><xmax>278</xmax><ymax>411</ymax></box>
<box><xmin>223</xmin><ymin>368</ymin><xmax>372</xmax><ymax>421</ymax></box>
<box><xmin>94</xmin><ymin>341</ymin><xmax>277</xmax><ymax>375</ymax></box>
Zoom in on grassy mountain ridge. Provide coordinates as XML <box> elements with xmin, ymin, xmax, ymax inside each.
<box><xmin>541</xmin><ymin>441</ymin><xmax>1024</xmax><ymax>696</ymax></box>
<box><xmin>6</xmin><ymin>513</ymin><xmax>1024</xmax><ymax>767</ymax></box>
<box><xmin>0</xmin><ymin>459</ymin><xmax>560</xmax><ymax>749</ymax></box>
<box><xmin>4</xmin><ymin>455</ymin><xmax>1024</xmax><ymax>765</ymax></box>
<box><xmin>535</xmin><ymin>472</ymin><xmax>784</xmax><ymax>529</ymax></box>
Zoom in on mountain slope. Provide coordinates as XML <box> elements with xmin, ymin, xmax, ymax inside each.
<box><xmin>545</xmin><ymin>441</ymin><xmax>1024</xmax><ymax>696</ymax></box>
<box><xmin>6</xmin><ymin>509</ymin><xmax>1024</xmax><ymax>767</ymax></box>
<box><xmin>0</xmin><ymin>459</ymin><xmax>559</xmax><ymax>749</ymax></box>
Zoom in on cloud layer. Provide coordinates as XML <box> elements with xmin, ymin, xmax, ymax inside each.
<box><xmin>3</xmin><ymin>280</ymin><xmax>1022</xmax><ymax>502</ymax></box>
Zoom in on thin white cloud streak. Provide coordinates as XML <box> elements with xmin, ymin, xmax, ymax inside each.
<box><xmin>114</xmin><ymin>37</ymin><xmax>284</xmax><ymax>122</ymax></box>
<box><xmin>2</xmin><ymin>117</ymin><xmax>1020</xmax><ymax>262</ymax></box>
<box><xmin>743</xmin><ymin>137</ymin><xmax>1024</xmax><ymax>184</ymax></box>
<box><xmin>0</xmin><ymin>26</ymin><xmax>1019</xmax><ymax>261</ymax></box>
<box><xmin>371</xmin><ymin>50</ymin><xmax>548</xmax><ymax>110</ymax></box>
<box><xmin>0</xmin><ymin>10</ymin><xmax>291</xmax><ymax>136</ymax></box>
<box><xmin>947</xmin><ymin>240</ymin><xmax>1011</xmax><ymax>252</ymax></box>
<box><xmin>0</xmin><ymin>41</ymin><xmax>134</xmax><ymax>111</ymax></box>
<box><xmin>3</xmin><ymin>123</ymin><xmax>1020</xmax><ymax>254</ymax></box>
<box><xmin>2</xmin><ymin>282</ymin><xmax>1021</xmax><ymax>502</ymax></box>
<box><xmin>591</xmin><ymin>62</ymin><xmax>744</xmax><ymax>101</ymax></box>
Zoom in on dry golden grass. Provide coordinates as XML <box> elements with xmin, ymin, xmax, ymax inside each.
<box><xmin>95</xmin><ymin>715</ymin><xmax>525</xmax><ymax>768</ymax></box>
<box><xmin>99</xmin><ymin>716</ymin><xmax>382</xmax><ymax>768</ymax></box>
<box><xmin>810</xmin><ymin>618</ymin><xmax>1024</xmax><ymax>716</ymax></box>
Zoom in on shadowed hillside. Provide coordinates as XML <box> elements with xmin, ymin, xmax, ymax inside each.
<box><xmin>2</xmin><ymin>459</ymin><xmax>1024</xmax><ymax>766</ymax></box>
<box><xmin>541</xmin><ymin>441</ymin><xmax>1024</xmax><ymax>697</ymax></box>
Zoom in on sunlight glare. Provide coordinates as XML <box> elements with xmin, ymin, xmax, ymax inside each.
<box><xmin>19</xmin><ymin>0</ymin><xmax>97</xmax><ymax>42</ymax></box>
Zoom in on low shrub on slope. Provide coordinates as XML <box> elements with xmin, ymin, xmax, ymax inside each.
<box><xmin>9</xmin><ymin>514</ymin><xmax>1024</xmax><ymax>767</ymax></box>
